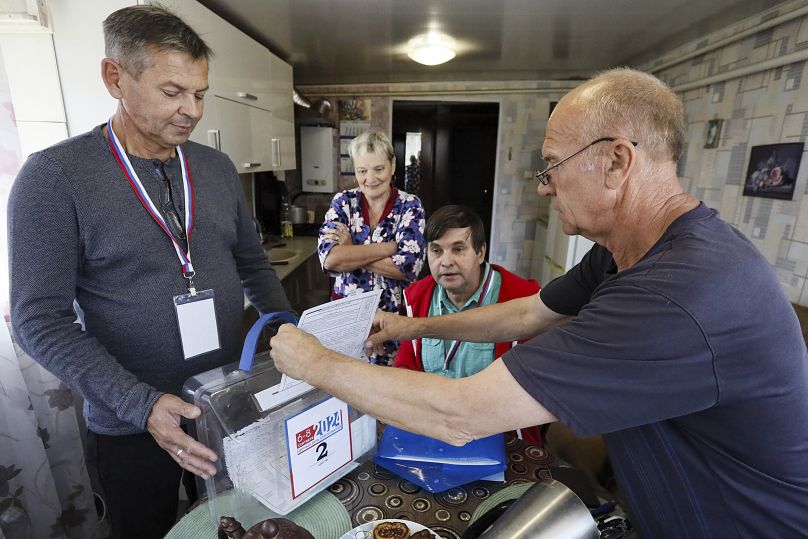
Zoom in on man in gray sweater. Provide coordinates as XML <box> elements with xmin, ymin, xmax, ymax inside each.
<box><xmin>8</xmin><ymin>5</ymin><xmax>293</xmax><ymax>538</ymax></box>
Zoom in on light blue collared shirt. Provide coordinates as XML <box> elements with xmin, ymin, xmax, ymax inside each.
<box><xmin>421</xmin><ymin>263</ymin><xmax>501</xmax><ymax>378</ymax></box>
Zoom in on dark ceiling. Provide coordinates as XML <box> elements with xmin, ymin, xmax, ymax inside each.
<box><xmin>198</xmin><ymin>0</ymin><xmax>780</xmax><ymax>85</ymax></box>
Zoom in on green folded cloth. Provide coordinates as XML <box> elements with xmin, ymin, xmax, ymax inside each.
<box><xmin>165</xmin><ymin>489</ymin><xmax>351</xmax><ymax>539</ymax></box>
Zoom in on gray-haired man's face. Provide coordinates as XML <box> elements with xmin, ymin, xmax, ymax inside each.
<box><xmin>116</xmin><ymin>47</ymin><xmax>208</xmax><ymax>156</ymax></box>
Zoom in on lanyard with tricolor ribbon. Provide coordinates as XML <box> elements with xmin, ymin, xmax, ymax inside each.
<box><xmin>106</xmin><ymin>118</ymin><xmax>197</xmax><ymax>294</ymax></box>
<box><xmin>441</xmin><ymin>266</ymin><xmax>496</xmax><ymax>371</ymax></box>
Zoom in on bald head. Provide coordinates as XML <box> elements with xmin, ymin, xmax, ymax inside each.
<box><xmin>558</xmin><ymin>68</ymin><xmax>685</xmax><ymax>164</ymax></box>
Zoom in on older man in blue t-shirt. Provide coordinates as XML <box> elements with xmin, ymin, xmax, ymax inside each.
<box><xmin>269</xmin><ymin>69</ymin><xmax>808</xmax><ymax>538</ymax></box>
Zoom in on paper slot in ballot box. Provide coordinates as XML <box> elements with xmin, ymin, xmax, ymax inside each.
<box><xmin>182</xmin><ymin>311</ymin><xmax>377</xmax><ymax>523</ymax></box>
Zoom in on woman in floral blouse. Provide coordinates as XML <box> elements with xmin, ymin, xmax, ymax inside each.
<box><xmin>318</xmin><ymin>131</ymin><xmax>426</xmax><ymax>365</ymax></box>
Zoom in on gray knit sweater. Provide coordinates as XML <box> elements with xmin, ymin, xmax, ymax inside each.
<box><xmin>9</xmin><ymin>125</ymin><xmax>293</xmax><ymax>435</ymax></box>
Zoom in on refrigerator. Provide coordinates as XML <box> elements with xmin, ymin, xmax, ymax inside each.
<box><xmin>538</xmin><ymin>208</ymin><xmax>595</xmax><ymax>284</ymax></box>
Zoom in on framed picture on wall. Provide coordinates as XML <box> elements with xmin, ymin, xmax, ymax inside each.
<box><xmin>704</xmin><ymin>119</ymin><xmax>723</xmax><ymax>149</ymax></box>
<box><xmin>742</xmin><ymin>142</ymin><xmax>804</xmax><ymax>200</ymax></box>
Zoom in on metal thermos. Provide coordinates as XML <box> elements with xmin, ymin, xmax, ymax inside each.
<box><xmin>477</xmin><ymin>480</ymin><xmax>599</xmax><ymax>539</ymax></box>
<box><xmin>290</xmin><ymin>205</ymin><xmax>308</xmax><ymax>224</ymax></box>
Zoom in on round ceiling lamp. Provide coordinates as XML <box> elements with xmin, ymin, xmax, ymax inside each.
<box><xmin>407</xmin><ymin>32</ymin><xmax>456</xmax><ymax>66</ymax></box>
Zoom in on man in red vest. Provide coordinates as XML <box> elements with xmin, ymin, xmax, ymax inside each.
<box><xmin>394</xmin><ymin>205</ymin><xmax>543</xmax><ymax>446</ymax></box>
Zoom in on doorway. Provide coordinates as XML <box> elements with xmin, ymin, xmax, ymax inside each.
<box><xmin>392</xmin><ymin>102</ymin><xmax>499</xmax><ymax>249</ymax></box>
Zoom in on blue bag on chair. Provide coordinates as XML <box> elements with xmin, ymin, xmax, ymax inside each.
<box><xmin>374</xmin><ymin>426</ymin><xmax>506</xmax><ymax>493</ymax></box>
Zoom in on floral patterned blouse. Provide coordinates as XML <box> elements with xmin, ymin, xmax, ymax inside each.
<box><xmin>318</xmin><ymin>187</ymin><xmax>426</xmax><ymax>364</ymax></box>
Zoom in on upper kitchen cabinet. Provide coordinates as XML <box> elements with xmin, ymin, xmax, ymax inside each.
<box><xmin>46</xmin><ymin>0</ymin><xmax>132</xmax><ymax>137</ymax></box>
<box><xmin>158</xmin><ymin>0</ymin><xmax>296</xmax><ymax>172</ymax></box>
<box><xmin>267</xmin><ymin>53</ymin><xmax>296</xmax><ymax>170</ymax></box>
<box><xmin>186</xmin><ymin>3</ymin><xmax>273</xmax><ymax>107</ymax></box>
<box><xmin>207</xmin><ymin>96</ymin><xmax>274</xmax><ymax>174</ymax></box>
<box><xmin>0</xmin><ymin>31</ymin><xmax>69</xmax><ymax>157</ymax></box>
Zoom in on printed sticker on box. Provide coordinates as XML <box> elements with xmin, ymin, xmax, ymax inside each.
<box><xmin>285</xmin><ymin>397</ymin><xmax>353</xmax><ymax>498</ymax></box>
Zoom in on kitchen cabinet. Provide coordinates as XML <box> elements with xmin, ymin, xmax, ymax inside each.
<box><xmin>46</xmin><ymin>0</ymin><xmax>295</xmax><ymax>171</ymax></box>
<box><xmin>207</xmin><ymin>97</ymin><xmax>274</xmax><ymax>173</ymax></box>
<box><xmin>161</xmin><ymin>0</ymin><xmax>296</xmax><ymax>172</ymax></box>
<box><xmin>267</xmin><ymin>53</ymin><xmax>296</xmax><ymax>169</ymax></box>
<box><xmin>0</xmin><ymin>31</ymin><xmax>69</xmax><ymax>157</ymax></box>
<box><xmin>47</xmin><ymin>0</ymin><xmax>130</xmax><ymax>137</ymax></box>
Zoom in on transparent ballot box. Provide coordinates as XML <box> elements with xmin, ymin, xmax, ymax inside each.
<box><xmin>182</xmin><ymin>313</ymin><xmax>376</xmax><ymax>522</ymax></box>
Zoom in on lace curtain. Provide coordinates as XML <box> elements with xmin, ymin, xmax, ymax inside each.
<box><xmin>0</xmin><ymin>49</ymin><xmax>98</xmax><ymax>539</ymax></box>
<box><xmin>0</xmin><ymin>319</ymin><xmax>99</xmax><ymax>538</ymax></box>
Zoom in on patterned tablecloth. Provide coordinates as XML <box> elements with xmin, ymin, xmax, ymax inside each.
<box><xmin>330</xmin><ymin>433</ymin><xmax>585</xmax><ymax>538</ymax></box>
<box><xmin>168</xmin><ymin>432</ymin><xmax>601</xmax><ymax>539</ymax></box>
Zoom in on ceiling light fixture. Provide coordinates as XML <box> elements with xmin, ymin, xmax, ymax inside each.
<box><xmin>407</xmin><ymin>32</ymin><xmax>456</xmax><ymax>66</ymax></box>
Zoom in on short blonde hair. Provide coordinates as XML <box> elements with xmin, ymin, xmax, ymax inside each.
<box><xmin>347</xmin><ymin>130</ymin><xmax>395</xmax><ymax>162</ymax></box>
<box><xmin>573</xmin><ymin>68</ymin><xmax>684</xmax><ymax>163</ymax></box>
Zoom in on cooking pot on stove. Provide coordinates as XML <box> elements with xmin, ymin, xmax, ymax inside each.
<box><xmin>290</xmin><ymin>205</ymin><xmax>308</xmax><ymax>224</ymax></box>
<box><xmin>462</xmin><ymin>480</ymin><xmax>600</xmax><ymax>539</ymax></box>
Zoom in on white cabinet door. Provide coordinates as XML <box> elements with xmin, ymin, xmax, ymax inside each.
<box><xmin>267</xmin><ymin>53</ymin><xmax>296</xmax><ymax>170</ymax></box>
<box><xmin>153</xmin><ymin>0</ymin><xmax>269</xmax><ymax>108</ymax></box>
<box><xmin>199</xmin><ymin>8</ymin><xmax>274</xmax><ymax>109</ymax></box>
<box><xmin>0</xmin><ymin>33</ymin><xmax>66</xmax><ymax>123</ymax></box>
<box><xmin>49</xmin><ymin>0</ymin><xmax>132</xmax><ymax>136</ymax></box>
<box><xmin>146</xmin><ymin>0</ymin><xmax>296</xmax><ymax>171</ymax></box>
<box><xmin>212</xmin><ymin>97</ymin><xmax>273</xmax><ymax>174</ymax></box>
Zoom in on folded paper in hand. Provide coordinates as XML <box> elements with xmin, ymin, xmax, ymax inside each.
<box><xmin>375</xmin><ymin>426</ymin><xmax>506</xmax><ymax>493</ymax></box>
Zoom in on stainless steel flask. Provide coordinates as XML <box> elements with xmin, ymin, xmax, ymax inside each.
<box><xmin>477</xmin><ymin>480</ymin><xmax>600</xmax><ymax>538</ymax></box>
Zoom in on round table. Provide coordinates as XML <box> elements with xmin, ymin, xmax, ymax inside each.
<box><xmin>168</xmin><ymin>435</ymin><xmax>591</xmax><ymax>538</ymax></box>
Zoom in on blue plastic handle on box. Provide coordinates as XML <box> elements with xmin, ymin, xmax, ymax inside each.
<box><xmin>238</xmin><ymin>311</ymin><xmax>299</xmax><ymax>371</ymax></box>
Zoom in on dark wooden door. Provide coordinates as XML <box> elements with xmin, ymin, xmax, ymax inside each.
<box><xmin>393</xmin><ymin>102</ymin><xmax>499</xmax><ymax>249</ymax></box>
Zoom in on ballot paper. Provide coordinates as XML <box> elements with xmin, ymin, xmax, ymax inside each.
<box><xmin>252</xmin><ymin>289</ymin><xmax>382</xmax><ymax>412</ymax></box>
<box><xmin>279</xmin><ymin>288</ymin><xmax>382</xmax><ymax>388</ymax></box>
<box><xmin>298</xmin><ymin>288</ymin><xmax>382</xmax><ymax>358</ymax></box>
<box><xmin>221</xmin><ymin>290</ymin><xmax>381</xmax><ymax>513</ymax></box>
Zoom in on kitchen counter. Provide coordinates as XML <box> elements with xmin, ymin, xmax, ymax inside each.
<box><xmin>246</xmin><ymin>235</ymin><xmax>331</xmax><ymax>314</ymax></box>
<box><xmin>264</xmin><ymin>236</ymin><xmax>319</xmax><ymax>281</ymax></box>
<box><xmin>243</xmin><ymin>236</ymin><xmax>321</xmax><ymax>311</ymax></box>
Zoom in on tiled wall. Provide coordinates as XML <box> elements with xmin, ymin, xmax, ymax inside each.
<box><xmin>645</xmin><ymin>0</ymin><xmax>808</xmax><ymax>305</ymax></box>
<box><xmin>299</xmin><ymin>0</ymin><xmax>808</xmax><ymax>305</ymax></box>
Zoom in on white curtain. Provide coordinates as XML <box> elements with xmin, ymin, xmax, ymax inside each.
<box><xmin>0</xmin><ymin>47</ymin><xmax>99</xmax><ymax>539</ymax></box>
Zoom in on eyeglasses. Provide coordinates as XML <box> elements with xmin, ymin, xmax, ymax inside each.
<box><xmin>154</xmin><ymin>163</ymin><xmax>186</xmax><ymax>240</ymax></box>
<box><xmin>535</xmin><ymin>137</ymin><xmax>639</xmax><ymax>185</ymax></box>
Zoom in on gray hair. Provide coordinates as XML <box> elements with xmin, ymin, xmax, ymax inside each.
<box><xmin>572</xmin><ymin>68</ymin><xmax>685</xmax><ymax>165</ymax></box>
<box><xmin>347</xmin><ymin>130</ymin><xmax>395</xmax><ymax>163</ymax></box>
<box><xmin>103</xmin><ymin>4</ymin><xmax>212</xmax><ymax>77</ymax></box>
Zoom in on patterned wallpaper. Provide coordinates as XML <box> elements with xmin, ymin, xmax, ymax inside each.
<box><xmin>296</xmin><ymin>1</ymin><xmax>808</xmax><ymax>305</ymax></box>
<box><xmin>646</xmin><ymin>0</ymin><xmax>808</xmax><ymax>305</ymax></box>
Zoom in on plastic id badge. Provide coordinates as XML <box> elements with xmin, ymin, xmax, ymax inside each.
<box><xmin>173</xmin><ymin>289</ymin><xmax>221</xmax><ymax>359</ymax></box>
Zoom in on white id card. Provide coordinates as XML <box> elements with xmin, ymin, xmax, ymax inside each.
<box><xmin>173</xmin><ymin>289</ymin><xmax>220</xmax><ymax>359</ymax></box>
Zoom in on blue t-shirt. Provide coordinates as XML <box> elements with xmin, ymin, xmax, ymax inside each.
<box><xmin>504</xmin><ymin>203</ymin><xmax>808</xmax><ymax>538</ymax></box>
